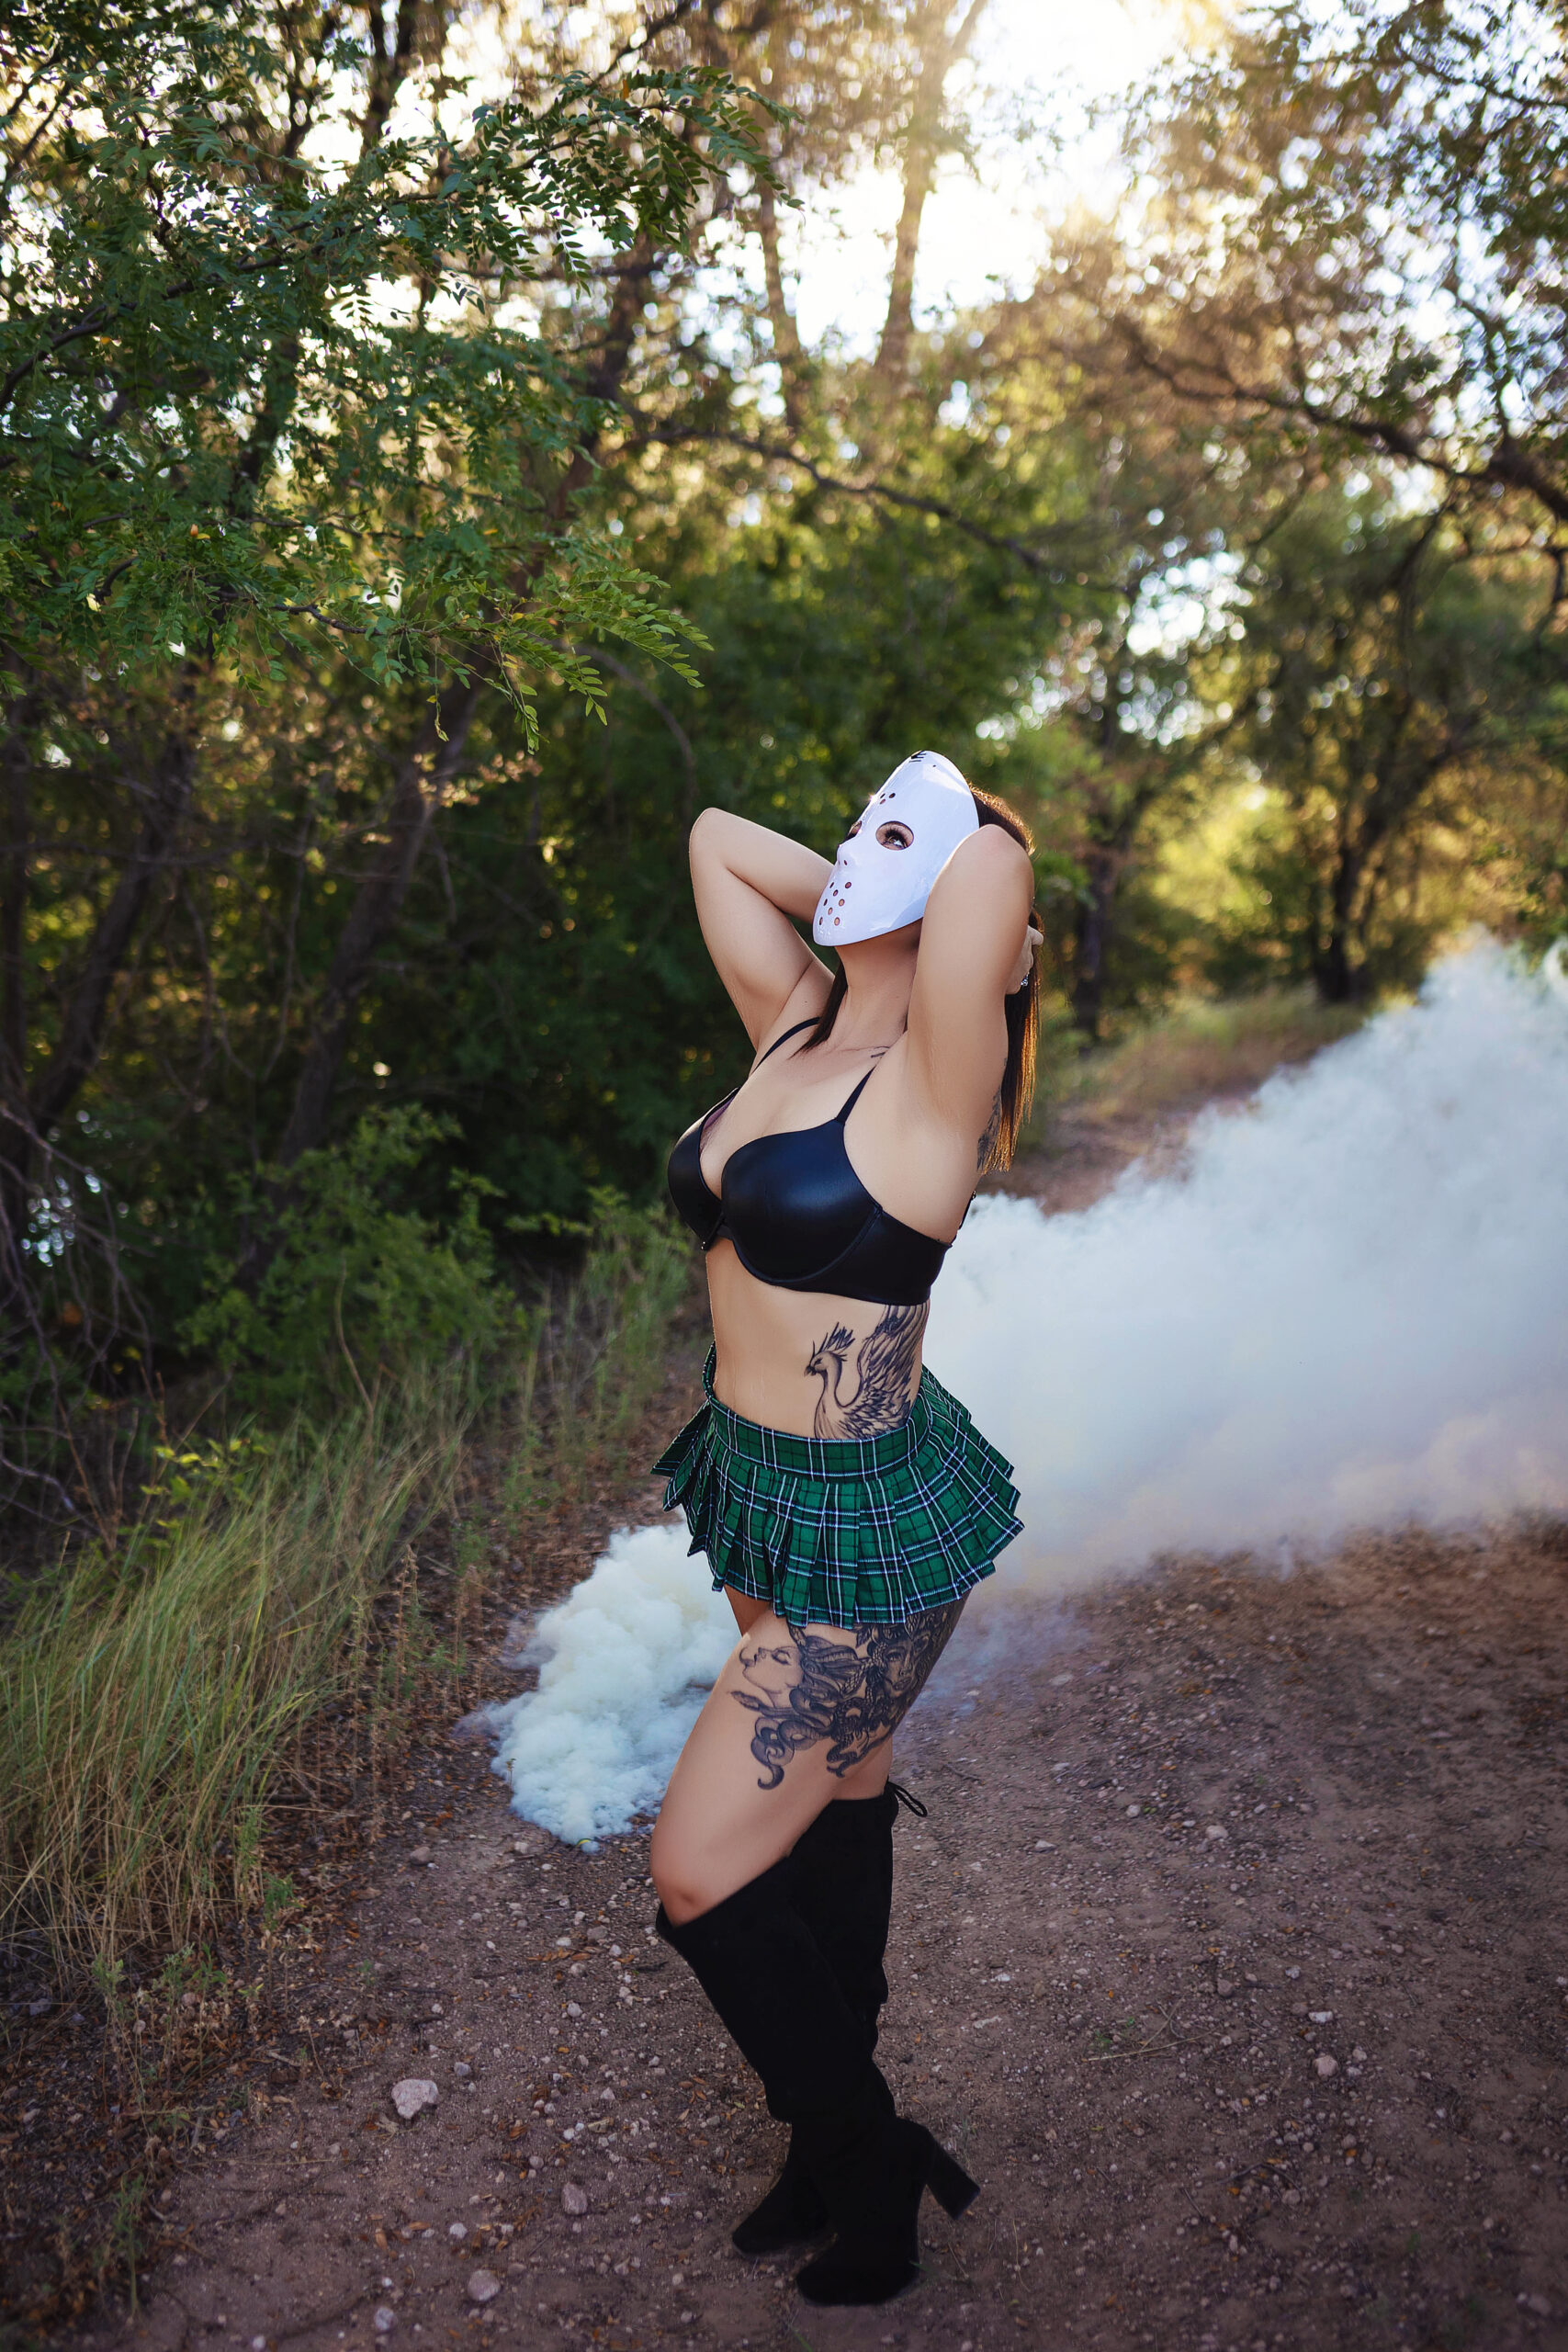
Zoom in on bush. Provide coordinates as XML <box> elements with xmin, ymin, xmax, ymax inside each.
<box><xmin>186</xmin><ymin>1108</ymin><xmax>524</xmax><ymax>1417</ymax></box>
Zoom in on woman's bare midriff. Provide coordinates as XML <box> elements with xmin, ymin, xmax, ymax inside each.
<box><xmin>705</xmin><ymin>1238</ymin><xmax>927</xmax><ymax>1440</ymax></box>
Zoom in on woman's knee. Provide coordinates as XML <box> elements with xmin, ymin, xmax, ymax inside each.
<box><xmin>649</xmin><ymin>1818</ymin><xmax>713</xmax><ymax>1923</ymax></box>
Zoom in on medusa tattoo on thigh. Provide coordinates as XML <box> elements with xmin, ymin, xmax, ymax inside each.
<box><xmin>730</xmin><ymin>1600</ymin><xmax>964</xmax><ymax>1790</ymax></box>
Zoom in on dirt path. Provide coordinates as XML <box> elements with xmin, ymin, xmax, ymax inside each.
<box><xmin>62</xmin><ymin>1116</ymin><xmax>1568</xmax><ymax>2352</ymax></box>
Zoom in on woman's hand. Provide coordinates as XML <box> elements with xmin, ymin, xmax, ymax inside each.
<box><xmin>1011</xmin><ymin>922</ymin><xmax>1044</xmax><ymax>994</ymax></box>
<box><xmin>688</xmin><ymin>808</ymin><xmax>833</xmax><ymax>1048</ymax></box>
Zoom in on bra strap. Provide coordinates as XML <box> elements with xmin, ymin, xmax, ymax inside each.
<box><xmin>755</xmin><ymin>1015</ymin><xmax>818</xmax><ymax>1067</ymax></box>
<box><xmin>836</xmin><ymin>1066</ymin><xmax>877</xmax><ymax>1124</ymax></box>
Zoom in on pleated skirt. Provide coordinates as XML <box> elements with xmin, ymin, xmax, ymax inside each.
<box><xmin>651</xmin><ymin>1346</ymin><xmax>1022</xmax><ymax>1629</ymax></box>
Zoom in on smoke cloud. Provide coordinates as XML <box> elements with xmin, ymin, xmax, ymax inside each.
<box><xmin>488</xmin><ymin>940</ymin><xmax>1568</xmax><ymax>1843</ymax></box>
<box><xmin>929</xmin><ymin>937</ymin><xmax>1568</xmax><ymax>1582</ymax></box>
<box><xmin>485</xmin><ymin>1523</ymin><xmax>734</xmax><ymax>1849</ymax></box>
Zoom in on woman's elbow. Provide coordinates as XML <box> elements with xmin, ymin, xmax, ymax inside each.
<box><xmin>688</xmin><ymin>805</ymin><xmax>733</xmax><ymax>867</ymax></box>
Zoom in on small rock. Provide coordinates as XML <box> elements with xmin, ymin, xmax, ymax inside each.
<box><xmin>680</xmin><ymin>2316</ymin><xmax>695</xmax><ymax>2328</ymax></box>
<box><xmin>1204</xmin><ymin>1826</ymin><xmax>1228</xmax><ymax>1841</ymax></box>
<box><xmin>252</xmin><ymin>2337</ymin><xmax>267</xmax><ymax>2350</ymax></box>
<box><xmin>565</xmin><ymin>2000</ymin><xmax>582</xmax><ymax>2018</ymax></box>
<box><xmin>1215</xmin><ymin>1979</ymin><xmax>1235</xmax><ymax>1996</ymax></box>
<box><xmin>1315</xmin><ymin>2053</ymin><xmax>1338</xmax><ymax>2078</ymax></box>
<box><xmin>1519</xmin><ymin>2294</ymin><xmax>1553</xmax><ymax>2318</ymax></box>
<box><xmin>1310</xmin><ymin>2009</ymin><xmax>1333</xmax><ymax>2023</ymax></box>
<box><xmin>391</xmin><ymin>2078</ymin><xmax>439</xmax><ymax>2120</ymax></box>
<box><xmin>411</xmin><ymin>1846</ymin><xmax>432</xmax><ymax>1864</ymax></box>
<box><xmin>466</xmin><ymin>2270</ymin><xmax>502</xmax><ymax>2306</ymax></box>
<box><xmin>453</xmin><ymin>2061</ymin><xmax>472</xmax><ymax>2081</ymax></box>
<box><xmin>373</xmin><ymin>2310</ymin><xmax>396</xmax><ymax>2336</ymax></box>
<box><xmin>448</xmin><ymin>2222</ymin><xmax>468</xmax><ymax>2242</ymax></box>
<box><xmin>1125</xmin><ymin>1804</ymin><xmax>1141</xmax><ymax>1817</ymax></box>
<box><xmin>27</xmin><ymin>1997</ymin><xmax>52</xmax><ymax>2018</ymax></box>
<box><xmin>562</xmin><ymin>2182</ymin><xmax>589</xmax><ymax>2217</ymax></box>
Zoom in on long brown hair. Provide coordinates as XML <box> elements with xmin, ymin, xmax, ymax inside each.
<box><xmin>802</xmin><ymin>785</ymin><xmax>1041</xmax><ymax>1172</ymax></box>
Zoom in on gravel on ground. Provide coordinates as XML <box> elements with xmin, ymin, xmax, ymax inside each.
<box><xmin>34</xmin><ymin>1104</ymin><xmax>1568</xmax><ymax>2352</ymax></box>
<box><xmin>67</xmin><ymin>1513</ymin><xmax>1567</xmax><ymax>2352</ymax></box>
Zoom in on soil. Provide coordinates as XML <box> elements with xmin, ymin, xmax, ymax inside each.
<box><xmin>15</xmin><ymin>1109</ymin><xmax>1568</xmax><ymax>2352</ymax></box>
<box><xmin>990</xmin><ymin>1087</ymin><xmax>1262</xmax><ymax>1219</ymax></box>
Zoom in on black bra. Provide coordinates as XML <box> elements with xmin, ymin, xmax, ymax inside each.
<box><xmin>666</xmin><ymin>1020</ymin><xmax>953</xmax><ymax>1306</ymax></box>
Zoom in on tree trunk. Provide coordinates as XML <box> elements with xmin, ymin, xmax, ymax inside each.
<box><xmin>266</xmin><ymin>238</ymin><xmax>657</xmax><ymax>1172</ymax></box>
<box><xmin>0</xmin><ymin>695</ymin><xmax>36</xmax><ymax>1329</ymax></box>
<box><xmin>0</xmin><ymin>700</ymin><xmax>197</xmax><ymax>1339</ymax></box>
<box><xmin>1314</xmin><ymin>834</ymin><xmax>1368</xmax><ymax>1004</ymax></box>
<box><xmin>876</xmin><ymin>0</ymin><xmax>990</xmax><ymax>379</ymax></box>
<box><xmin>29</xmin><ymin>725</ymin><xmax>197</xmax><ymax>1141</ymax></box>
<box><xmin>273</xmin><ymin>672</ymin><xmax>486</xmax><ymax>1168</ymax></box>
<box><xmin>361</xmin><ymin>0</ymin><xmax>423</xmax><ymax>157</ymax></box>
<box><xmin>757</xmin><ymin>182</ymin><xmax>803</xmax><ymax>426</ymax></box>
<box><xmin>1070</xmin><ymin>844</ymin><xmax>1118</xmax><ymax>1039</ymax></box>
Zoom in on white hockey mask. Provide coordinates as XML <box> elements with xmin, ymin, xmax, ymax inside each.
<box><xmin>813</xmin><ymin>750</ymin><xmax>979</xmax><ymax>947</ymax></box>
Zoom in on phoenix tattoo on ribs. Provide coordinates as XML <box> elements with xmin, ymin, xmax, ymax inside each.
<box><xmin>804</xmin><ymin>1302</ymin><xmax>928</xmax><ymax>1439</ymax></box>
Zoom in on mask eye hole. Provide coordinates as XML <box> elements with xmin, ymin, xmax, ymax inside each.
<box><xmin>875</xmin><ymin>821</ymin><xmax>913</xmax><ymax>850</ymax></box>
<box><xmin>846</xmin><ymin>820</ymin><xmax>862</xmax><ymax>838</ymax></box>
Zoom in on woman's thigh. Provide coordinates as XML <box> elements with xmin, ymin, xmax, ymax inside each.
<box><xmin>650</xmin><ymin>1596</ymin><xmax>963</xmax><ymax>1924</ymax></box>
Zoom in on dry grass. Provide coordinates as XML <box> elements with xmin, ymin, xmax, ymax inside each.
<box><xmin>0</xmin><ymin>1374</ymin><xmax>468</xmax><ymax>1975</ymax></box>
<box><xmin>1050</xmin><ymin>989</ymin><xmax>1366</xmax><ymax>1129</ymax></box>
<box><xmin>0</xmin><ymin>1202</ymin><xmax>694</xmax><ymax>1989</ymax></box>
<box><xmin>499</xmin><ymin>1195</ymin><xmax>694</xmax><ymax>1531</ymax></box>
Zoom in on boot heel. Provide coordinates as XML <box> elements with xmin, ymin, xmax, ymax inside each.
<box><xmin>925</xmin><ymin>2143</ymin><xmax>980</xmax><ymax>2219</ymax></box>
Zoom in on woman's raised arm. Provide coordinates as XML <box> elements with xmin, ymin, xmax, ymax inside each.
<box><xmin>688</xmin><ymin>808</ymin><xmax>833</xmax><ymax>1048</ymax></box>
<box><xmin>905</xmin><ymin>824</ymin><xmax>1034</xmax><ymax>1142</ymax></box>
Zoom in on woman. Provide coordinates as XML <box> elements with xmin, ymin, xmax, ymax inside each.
<box><xmin>649</xmin><ymin>750</ymin><xmax>1039</xmax><ymax>2308</ymax></box>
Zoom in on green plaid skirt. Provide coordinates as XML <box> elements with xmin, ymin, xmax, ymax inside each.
<box><xmin>651</xmin><ymin>1347</ymin><xmax>1022</xmax><ymax>1629</ymax></box>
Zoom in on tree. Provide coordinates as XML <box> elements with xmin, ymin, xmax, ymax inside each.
<box><xmin>1211</xmin><ymin>488</ymin><xmax>1566</xmax><ymax>999</ymax></box>
<box><xmin>0</xmin><ymin>0</ymin><xmax>765</xmax><ymax>1474</ymax></box>
<box><xmin>1048</xmin><ymin>0</ymin><xmax>1568</xmax><ymax>533</ymax></box>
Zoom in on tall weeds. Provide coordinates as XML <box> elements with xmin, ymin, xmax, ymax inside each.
<box><xmin>502</xmin><ymin>1195</ymin><xmax>693</xmax><ymax>1527</ymax></box>
<box><xmin>1055</xmin><ymin>989</ymin><xmax>1366</xmax><ymax>1125</ymax></box>
<box><xmin>0</xmin><ymin>1200</ymin><xmax>694</xmax><ymax>1984</ymax></box>
<box><xmin>0</xmin><ymin>1373</ymin><xmax>468</xmax><ymax>1973</ymax></box>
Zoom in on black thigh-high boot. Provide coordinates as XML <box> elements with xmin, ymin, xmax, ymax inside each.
<box><xmin>731</xmin><ymin>1783</ymin><xmax>920</xmax><ymax>2256</ymax></box>
<box><xmin>657</xmin><ymin>1854</ymin><xmax>976</xmax><ymax>2306</ymax></box>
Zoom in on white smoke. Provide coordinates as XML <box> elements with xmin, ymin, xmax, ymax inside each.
<box><xmin>489</xmin><ymin>939</ymin><xmax>1568</xmax><ymax>1842</ymax></box>
<box><xmin>930</xmin><ymin>936</ymin><xmax>1568</xmax><ymax>1584</ymax></box>
<box><xmin>485</xmin><ymin>1522</ymin><xmax>734</xmax><ymax>1848</ymax></box>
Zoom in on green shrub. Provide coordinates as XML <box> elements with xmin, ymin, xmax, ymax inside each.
<box><xmin>186</xmin><ymin>1108</ymin><xmax>525</xmax><ymax>1416</ymax></box>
